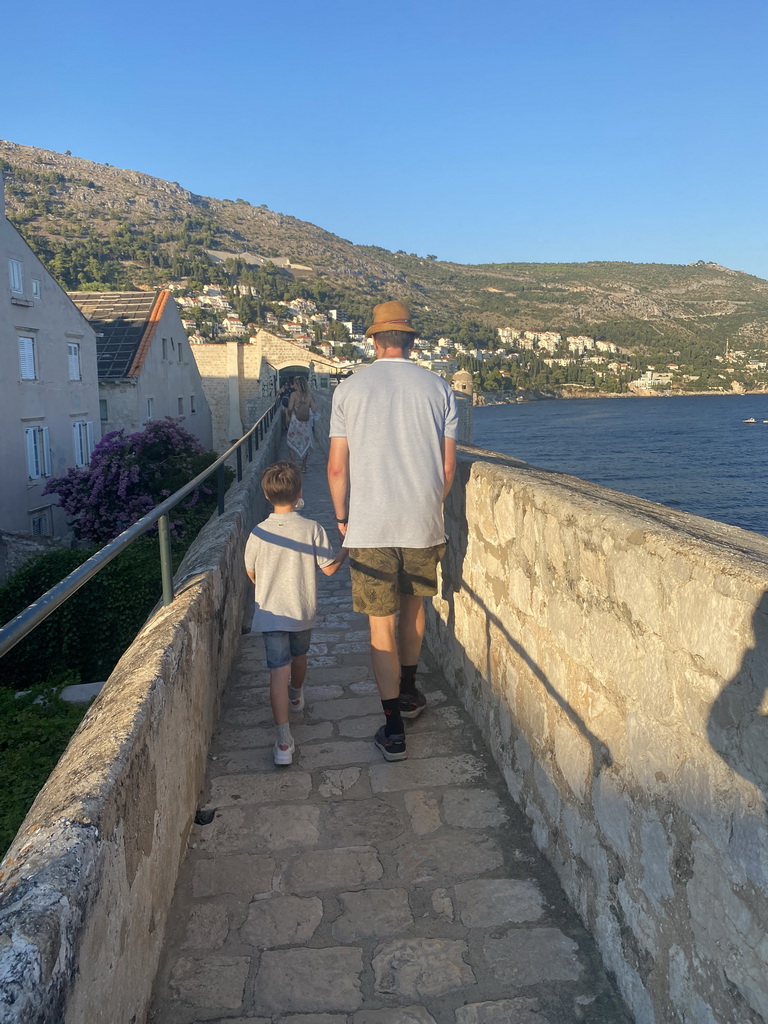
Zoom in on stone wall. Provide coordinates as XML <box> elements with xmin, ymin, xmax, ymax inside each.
<box><xmin>0</xmin><ymin>417</ymin><xmax>283</xmax><ymax>1024</ymax></box>
<box><xmin>0</xmin><ymin>530</ymin><xmax>64</xmax><ymax>585</ymax></box>
<box><xmin>426</xmin><ymin>446</ymin><xmax>768</xmax><ymax>1024</ymax></box>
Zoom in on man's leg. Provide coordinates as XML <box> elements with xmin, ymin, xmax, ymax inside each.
<box><xmin>369</xmin><ymin>613</ymin><xmax>407</xmax><ymax>760</ymax></box>
<box><xmin>369</xmin><ymin>613</ymin><xmax>400</xmax><ymax>700</ymax></box>
<box><xmin>398</xmin><ymin>593</ymin><xmax>425</xmax><ymax>665</ymax></box>
<box><xmin>398</xmin><ymin>593</ymin><xmax>427</xmax><ymax>719</ymax></box>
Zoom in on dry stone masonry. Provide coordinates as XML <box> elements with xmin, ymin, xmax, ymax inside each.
<box><xmin>427</xmin><ymin>445</ymin><xmax>768</xmax><ymax>1024</ymax></box>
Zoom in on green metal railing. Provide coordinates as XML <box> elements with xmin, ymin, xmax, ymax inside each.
<box><xmin>0</xmin><ymin>401</ymin><xmax>280</xmax><ymax>662</ymax></box>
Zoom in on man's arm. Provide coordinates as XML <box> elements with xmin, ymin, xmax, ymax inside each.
<box><xmin>442</xmin><ymin>437</ymin><xmax>457</xmax><ymax>501</ymax></box>
<box><xmin>327</xmin><ymin>435</ymin><xmax>351</xmax><ymax>537</ymax></box>
<box><xmin>320</xmin><ymin>547</ymin><xmax>349</xmax><ymax>576</ymax></box>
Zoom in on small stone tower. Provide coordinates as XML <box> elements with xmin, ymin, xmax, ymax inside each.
<box><xmin>451</xmin><ymin>370</ymin><xmax>473</xmax><ymax>443</ymax></box>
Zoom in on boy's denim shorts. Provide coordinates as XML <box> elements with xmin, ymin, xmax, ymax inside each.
<box><xmin>262</xmin><ymin>629</ymin><xmax>312</xmax><ymax>669</ymax></box>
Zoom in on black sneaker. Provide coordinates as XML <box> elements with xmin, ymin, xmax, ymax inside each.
<box><xmin>399</xmin><ymin>687</ymin><xmax>427</xmax><ymax>720</ymax></box>
<box><xmin>374</xmin><ymin>726</ymin><xmax>407</xmax><ymax>761</ymax></box>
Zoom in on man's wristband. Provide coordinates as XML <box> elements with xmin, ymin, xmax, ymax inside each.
<box><xmin>335</xmin><ymin>516</ymin><xmax>348</xmax><ymax>524</ymax></box>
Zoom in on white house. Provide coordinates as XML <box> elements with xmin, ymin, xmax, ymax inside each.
<box><xmin>69</xmin><ymin>290</ymin><xmax>214</xmax><ymax>450</ymax></box>
<box><xmin>0</xmin><ymin>176</ymin><xmax>100</xmax><ymax>541</ymax></box>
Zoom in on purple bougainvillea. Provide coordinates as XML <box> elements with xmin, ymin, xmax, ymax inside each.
<box><xmin>44</xmin><ymin>418</ymin><xmax>214</xmax><ymax>544</ymax></box>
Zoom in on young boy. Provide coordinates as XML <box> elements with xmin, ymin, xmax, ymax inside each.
<box><xmin>245</xmin><ymin>462</ymin><xmax>346</xmax><ymax>765</ymax></box>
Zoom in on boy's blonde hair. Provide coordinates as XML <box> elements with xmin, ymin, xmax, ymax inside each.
<box><xmin>261</xmin><ymin>462</ymin><xmax>302</xmax><ymax>506</ymax></box>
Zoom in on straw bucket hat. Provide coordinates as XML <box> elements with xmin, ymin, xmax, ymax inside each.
<box><xmin>365</xmin><ymin>300</ymin><xmax>418</xmax><ymax>338</ymax></box>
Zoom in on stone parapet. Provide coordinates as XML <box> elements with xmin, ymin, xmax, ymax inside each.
<box><xmin>0</xmin><ymin>417</ymin><xmax>283</xmax><ymax>1024</ymax></box>
<box><xmin>426</xmin><ymin>445</ymin><xmax>768</xmax><ymax>1024</ymax></box>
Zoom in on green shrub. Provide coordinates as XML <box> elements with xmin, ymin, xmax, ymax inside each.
<box><xmin>0</xmin><ymin>537</ymin><xmax>175</xmax><ymax>690</ymax></box>
<box><xmin>0</xmin><ymin>679</ymin><xmax>92</xmax><ymax>856</ymax></box>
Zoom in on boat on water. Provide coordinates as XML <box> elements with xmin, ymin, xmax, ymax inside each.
<box><xmin>743</xmin><ymin>417</ymin><xmax>757</xmax><ymax>423</ymax></box>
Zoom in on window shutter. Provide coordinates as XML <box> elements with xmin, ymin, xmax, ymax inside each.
<box><xmin>68</xmin><ymin>343</ymin><xmax>81</xmax><ymax>381</ymax></box>
<box><xmin>26</xmin><ymin>427</ymin><xmax>40</xmax><ymax>478</ymax></box>
<box><xmin>19</xmin><ymin>337</ymin><xmax>35</xmax><ymax>380</ymax></box>
<box><xmin>85</xmin><ymin>421</ymin><xmax>94</xmax><ymax>463</ymax></box>
<box><xmin>73</xmin><ymin>421</ymin><xmax>83</xmax><ymax>467</ymax></box>
<box><xmin>42</xmin><ymin>426</ymin><xmax>52</xmax><ymax>476</ymax></box>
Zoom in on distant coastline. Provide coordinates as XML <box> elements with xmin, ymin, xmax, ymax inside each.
<box><xmin>476</xmin><ymin>387</ymin><xmax>768</xmax><ymax>406</ymax></box>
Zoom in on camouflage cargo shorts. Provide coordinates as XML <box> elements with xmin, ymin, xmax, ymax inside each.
<box><xmin>348</xmin><ymin>544</ymin><xmax>447</xmax><ymax>617</ymax></box>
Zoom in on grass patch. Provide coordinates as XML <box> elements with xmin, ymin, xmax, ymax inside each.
<box><xmin>0</xmin><ymin>677</ymin><xmax>93</xmax><ymax>857</ymax></box>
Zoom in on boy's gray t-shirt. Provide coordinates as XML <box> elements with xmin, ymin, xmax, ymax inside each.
<box><xmin>244</xmin><ymin>512</ymin><xmax>336</xmax><ymax>632</ymax></box>
<box><xmin>329</xmin><ymin>358</ymin><xmax>459</xmax><ymax>548</ymax></box>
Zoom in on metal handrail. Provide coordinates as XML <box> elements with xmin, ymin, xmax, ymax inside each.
<box><xmin>0</xmin><ymin>400</ymin><xmax>280</xmax><ymax>661</ymax></box>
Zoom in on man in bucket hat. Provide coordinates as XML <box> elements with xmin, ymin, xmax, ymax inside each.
<box><xmin>328</xmin><ymin>301</ymin><xmax>458</xmax><ymax>760</ymax></box>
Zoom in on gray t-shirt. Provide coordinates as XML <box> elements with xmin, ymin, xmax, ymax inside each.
<box><xmin>244</xmin><ymin>512</ymin><xmax>336</xmax><ymax>632</ymax></box>
<box><xmin>329</xmin><ymin>358</ymin><xmax>459</xmax><ymax>548</ymax></box>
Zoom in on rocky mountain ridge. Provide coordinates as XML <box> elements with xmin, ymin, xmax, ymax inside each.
<box><xmin>2</xmin><ymin>139</ymin><xmax>768</xmax><ymax>355</ymax></box>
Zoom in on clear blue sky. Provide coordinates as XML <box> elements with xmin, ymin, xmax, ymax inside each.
<box><xmin>5</xmin><ymin>0</ymin><xmax>768</xmax><ymax>278</ymax></box>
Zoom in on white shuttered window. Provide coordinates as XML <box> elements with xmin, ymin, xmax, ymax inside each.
<box><xmin>8</xmin><ymin>259</ymin><xmax>23</xmax><ymax>294</ymax></box>
<box><xmin>25</xmin><ymin>426</ymin><xmax>51</xmax><ymax>479</ymax></box>
<box><xmin>67</xmin><ymin>343</ymin><xmax>81</xmax><ymax>381</ymax></box>
<box><xmin>19</xmin><ymin>337</ymin><xmax>36</xmax><ymax>380</ymax></box>
<box><xmin>73</xmin><ymin>420</ymin><xmax>94</xmax><ymax>467</ymax></box>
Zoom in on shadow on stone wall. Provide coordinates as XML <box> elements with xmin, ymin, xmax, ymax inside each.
<box><xmin>437</xmin><ymin>462</ymin><xmax>612</xmax><ymax>778</ymax></box>
<box><xmin>707</xmin><ymin>590</ymin><xmax>768</xmax><ymax>802</ymax></box>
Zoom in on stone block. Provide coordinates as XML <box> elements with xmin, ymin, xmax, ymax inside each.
<box><xmin>639</xmin><ymin>817</ymin><xmax>674</xmax><ymax>905</ymax></box>
<box><xmin>240</xmin><ymin>894</ymin><xmax>323</xmax><ymax>948</ymax></box>
<box><xmin>552</xmin><ymin>719</ymin><xmax>591</xmax><ymax>802</ymax></box>
<box><xmin>254</xmin><ymin>947</ymin><xmax>363</xmax><ymax>1013</ymax></box>
<box><xmin>282</xmin><ymin>1017</ymin><xmax>347</xmax><ymax>1024</ymax></box>
<box><xmin>354</xmin><ymin>1008</ymin><xmax>437</xmax><ymax>1023</ymax></box>
<box><xmin>454</xmin><ymin>879</ymin><xmax>544</xmax><ymax>927</ymax></box>
<box><xmin>324</xmin><ymin>798</ymin><xmax>406</xmax><ymax>845</ymax></box>
<box><xmin>195</xmin><ymin>804</ymin><xmax>319</xmax><ymax>854</ymax></box>
<box><xmin>455</xmin><ymin>998</ymin><xmax>550</xmax><ymax>1023</ymax></box>
<box><xmin>317</xmin><ymin>767</ymin><xmax>370</xmax><ymax>799</ymax></box>
<box><xmin>183</xmin><ymin>902</ymin><xmax>229</xmax><ymax>949</ymax></box>
<box><xmin>332</xmin><ymin>888</ymin><xmax>413</xmax><ymax>941</ymax></box>
<box><xmin>309</xmin><ymin>696</ymin><xmax>383</xmax><ymax>720</ymax></box>
<box><xmin>299</xmin><ymin>740</ymin><xmax>381</xmax><ymax>770</ymax></box>
<box><xmin>282</xmin><ymin>846</ymin><xmax>383</xmax><ymax>893</ymax></box>
<box><xmin>209</xmin><ymin>771</ymin><xmax>312</xmax><ymax>806</ymax></box>
<box><xmin>431</xmin><ymin>888</ymin><xmax>454</xmax><ymax>920</ymax></box>
<box><xmin>338</xmin><ymin>714</ymin><xmax>384</xmax><ymax>737</ymax></box>
<box><xmin>372</xmin><ymin>937</ymin><xmax>475</xmax><ymax>998</ymax></box>
<box><xmin>395</xmin><ymin>833</ymin><xmax>503</xmax><ymax>884</ymax></box>
<box><xmin>442</xmin><ymin>787</ymin><xmax>508</xmax><ymax>828</ymax></box>
<box><xmin>369</xmin><ymin>755</ymin><xmax>485</xmax><ymax>793</ymax></box>
<box><xmin>483</xmin><ymin>928</ymin><xmax>582</xmax><ymax>985</ymax></box>
<box><xmin>592</xmin><ymin>772</ymin><xmax>632</xmax><ymax>861</ymax></box>
<box><xmin>404</xmin><ymin>790</ymin><xmax>442</xmax><ymax>835</ymax></box>
<box><xmin>168</xmin><ymin>955</ymin><xmax>250</xmax><ymax>1010</ymax></box>
<box><xmin>192</xmin><ymin>854</ymin><xmax>275</xmax><ymax>897</ymax></box>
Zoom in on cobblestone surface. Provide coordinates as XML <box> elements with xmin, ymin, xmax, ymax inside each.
<box><xmin>149</xmin><ymin>444</ymin><xmax>632</xmax><ymax>1024</ymax></box>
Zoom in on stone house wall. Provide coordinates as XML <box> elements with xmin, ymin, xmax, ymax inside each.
<box><xmin>426</xmin><ymin>446</ymin><xmax>768</xmax><ymax>1024</ymax></box>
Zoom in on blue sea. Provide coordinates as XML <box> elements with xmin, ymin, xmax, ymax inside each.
<box><xmin>472</xmin><ymin>394</ymin><xmax>768</xmax><ymax>537</ymax></box>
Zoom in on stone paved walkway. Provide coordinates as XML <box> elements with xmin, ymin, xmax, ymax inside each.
<box><xmin>149</xmin><ymin>443</ymin><xmax>632</xmax><ymax>1024</ymax></box>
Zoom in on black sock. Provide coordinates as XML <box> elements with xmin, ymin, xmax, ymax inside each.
<box><xmin>400</xmin><ymin>664</ymin><xmax>418</xmax><ymax>695</ymax></box>
<box><xmin>382</xmin><ymin>698</ymin><xmax>404</xmax><ymax>736</ymax></box>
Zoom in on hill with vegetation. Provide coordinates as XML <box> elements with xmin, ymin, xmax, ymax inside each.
<box><xmin>3</xmin><ymin>138</ymin><xmax>768</xmax><ymax>364</ymax></box>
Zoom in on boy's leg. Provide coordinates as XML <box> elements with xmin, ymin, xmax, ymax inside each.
<box><xmin>263</xmin><ymin>631</ymin><xmax>295</xmax><ymax>764</ymax></box>
<box><xmin>290</xmin><ymin>653</ymin><xmax>308</xmax><ymax>690</ymax></box>
<box><xmin>288</xmin><ymin>630</ymin><xmax>312</xmax><ymax>711</ymax></box>
<box><xmin>270</xmin><ymin>664</ymin><xmax>291</xmax><ymax>725</ymax></box>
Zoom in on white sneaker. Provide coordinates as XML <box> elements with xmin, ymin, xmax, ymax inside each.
<box><xmin>273</xmin><ymin>738</ymin><xmax>295</xmax><ymax>766</ymax></box>
<box><xmin>289</xmin><ymin>689</ymin><xmax>305</xmax><ymax>712</ymax></box>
